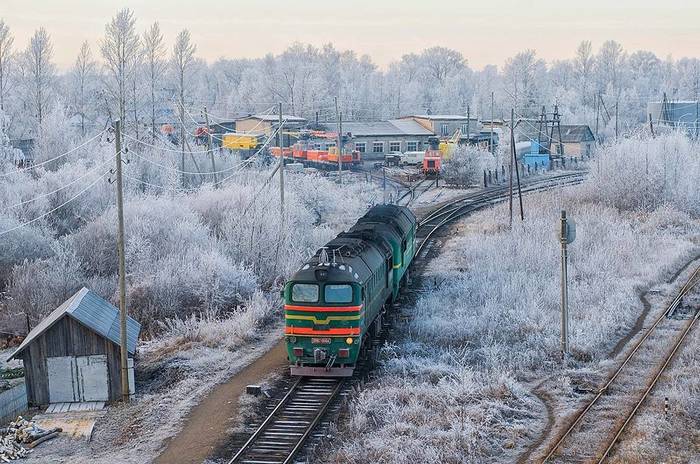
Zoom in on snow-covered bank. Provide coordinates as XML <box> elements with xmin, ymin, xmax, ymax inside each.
<box><xmin>323</xmin><ymin>134</ymin><xmax>700</xmax><ymax>463</ymax></box>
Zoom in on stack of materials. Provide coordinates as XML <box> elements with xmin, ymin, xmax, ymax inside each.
<box><xmin>0</xmin><ymin>417</ymin><xmax>62</xmax><ymax>461</ymax></box>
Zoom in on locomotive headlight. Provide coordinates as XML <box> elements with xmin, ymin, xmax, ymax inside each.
<box><xmin>287</xmin><ymin>336</ymin><xmax>297</xmax><ymax>343</ymax></box>
<box><xmin>345</xmin><ymin>337</ymin><xmax>353</xmax><ymax>345</ymax></box>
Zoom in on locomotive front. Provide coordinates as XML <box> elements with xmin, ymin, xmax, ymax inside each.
<box><xmin>283</xmin><ymin>258</ymin><xmax>365</xmax><ymax>377</ymax></box>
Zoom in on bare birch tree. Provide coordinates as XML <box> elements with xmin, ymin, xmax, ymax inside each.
<box><xmin>0</xmin><ymin>19</ymin><xmax>14</xmax><ymax>112</ymax></box>
<box><xmin>171</xmin><ymin>29</ymin><xmax>196</xmax><ymax>185</ymax></box>
<box><xmin>100</xmin><ymin>8</ymin><xmax>140</xmax><ymax>126</ymax></box>
<box><xmin>22</xmin><ymin>28</ymin><xmax>55</xmax><ymax>125</ymax></box>
<box><xmin>72</xmin><ymin>41</ymin><xmax>96</xmax><ymax>136</ymax></box>
<box><xmin>143</xmin><ymin>22</ymin><xmax>166</xmax><ymax>141</ymax></box>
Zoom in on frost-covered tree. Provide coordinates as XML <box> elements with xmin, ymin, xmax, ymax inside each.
<box><xmin>170</xmin><ymin>28</ymin><xmax>197</xmax><ymax>182</ymax></box>
<box><xmin>100</xmin><ymin>8</ymin><xmax>140</xmax><ymax>124</ymax></box>
<box><xmin>71</xmin><ymin>41</ymin><xmax>96</xmax><ymax>136</ymax></box>
<box><xmin>573</xmin><ymin>40</ymin><xmax>595</xmax><ymax>106</ymax></box>
<box><xmin>0</xmin><ymin>19</ymin><xmax>14</xmax><ymax>112</ymax></box>
<box><xmin>142</xmin><ymin>22</ymin><xmax>166</xmax><ymax>141</ymax></box>
<box><xmin>502</xmin><ymin>50</ymin><xmax>547</xmax><ymax>116</ymax></box>
<box><xmin>21</xmin><ymin>27</ymin><xmax>55</xmax><ymax>126</ymax></box>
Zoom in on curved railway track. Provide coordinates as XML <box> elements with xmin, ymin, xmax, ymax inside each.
<box><xmin>541</xmin><ymin>265</ymin><xmax>700</xmax><ymax>463</ymax></box>
<box><xmin>227</xmin><ymin>170</ymin><xmax>586</xmax><ymax>464</ymax></box>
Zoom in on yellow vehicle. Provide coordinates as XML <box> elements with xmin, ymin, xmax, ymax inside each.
<box><xmin>438</xmin><ymin>128</ymin><xmax>462</xmax><ymax>160</ymax></box>
<box><xmin>221</xmin><ymin>133</ymin><xmax>264</xmax><ymax>150</ymax></box>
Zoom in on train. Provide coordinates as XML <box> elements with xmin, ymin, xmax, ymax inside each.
<box><xmin>422</xmin><ymin>136</ymin><xmax>442</xmax><ymax>176</ymax></box>
<box><xmin>283</xmin><ymin>204</ymin><xmax>417</xmax><ymax>376</ymax></box>
<box><xmin>272</xmin><ymin>142</ymin><xmax>363</xmax><ymax>169</ymax></box>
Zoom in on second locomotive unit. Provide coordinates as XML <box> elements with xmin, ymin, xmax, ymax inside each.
<box><xmin>282</xmin><ymin>204</ymin><xmax>417</xmax><ymax>376</ymax></box>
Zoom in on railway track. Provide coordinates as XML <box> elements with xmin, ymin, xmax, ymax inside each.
<box><xmin>416</xmin><ymin>171</ymin><xmax>585</xmax><ymax>257</ymax></box>
<box><xmin>226</xmin><ymin>170</ymin><xmax>585</xmax><ymax>464</ymax></box>
<box><xmin>541</xmin><ymin>265</ymin><xmax>700</xmax><ymax>463</ymax></box>
<box><xmin>228</xmin><ymin>377</ymin><xmax>344</xmax><ymax>464</ymax></box>
<box><xmin>396</xmin><ymin>178</ymin><xmax>436</xmax><ymax>206</ymax></box>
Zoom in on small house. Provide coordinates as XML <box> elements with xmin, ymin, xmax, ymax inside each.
<box><xmin>7</xmin><ymin>288</ymin><xmax>140</xmax><ymax>407</ymax></box>
<box><xmin>551</xmin><ymin>125</ymin><xmax>596</xmax><ymax>157</ymax></box>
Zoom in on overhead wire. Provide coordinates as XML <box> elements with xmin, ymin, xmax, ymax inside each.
<box><xmin>2</xmin><ymin>155</ymin><xmax>117</xmax><ymax>211</ymax></box>
<box><xmin>0</xmin><ymin>169</ymin><xmax>111</xmax><ymax>237</ymax></box>
<box><xmin>125</xmin><ymin>121</ymin><xmax>285</xmax><ymax>177</ymax></box>
<box><xmin>0</xmin><ymin>129</ymin><xmax>108</xmax><ymax>177</ymax></box>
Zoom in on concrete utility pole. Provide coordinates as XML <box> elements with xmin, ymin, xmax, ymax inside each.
<box><xmin>114</xmin><ymin>119</ymin><xmax>130</xmax><ymax>402</ymax></box>
<box><xmin>559</xmin><ymin>210</ymin><xmax>575</xmax><ymax>360</ymax></box>
<box><xmin>278</xmin><ymin>102</ymin><xmax>284</xmax><ymax>216</ymax></box>
<box><xmin>203</xmin><ymin>106</ymin><xmax>218</xmax><ymax>188</ymax></box>
<box><xmin>335</xmin><ymin>97</ymin><xmax>342</xmax><ymax>184</ymax></box>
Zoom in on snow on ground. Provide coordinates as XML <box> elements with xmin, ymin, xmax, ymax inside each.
<box><xmin>608</xmin><ymin>286</ymin><xmax>700</xmax><ymax>463</ymax></box>
<box><xmin>321</xmin><ymin>134</ymin><xmax>700</xmax><ymax>463</ymax></box>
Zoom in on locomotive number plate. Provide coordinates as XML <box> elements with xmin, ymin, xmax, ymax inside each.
<box><xmin>311</xmin><ymin>337</ymin><xmax>332</xmax><ymax>344</ymax></box>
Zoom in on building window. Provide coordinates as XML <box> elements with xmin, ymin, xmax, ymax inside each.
<box><xmin>461</xmin><ymin>123</ymin><xmax>469</xmax><ymax>134</ymax></box>
<box><xmin>440</xmin><ymin>123</ymin><xmax>449</xmax><ymax>136</ymax></box>
<box><xmin>355</xmin><ymin>142</ymin><xmax>366</xmax><ymax>153</ymax></box>
<box><xmin>372</xmin><ymin>142</ymin><xmax>384</xmax><ymax>153</ymax></box>
<box><xmin>389</xmin><ymin>141</ymin><xmax>401</xmax><ymax>153</ymax></box>
<box><xmin>406</xmin><ymin>141</ymin><xmax>418</xmax><ymax>152</ymax></box>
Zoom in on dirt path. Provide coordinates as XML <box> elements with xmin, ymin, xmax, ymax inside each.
<box><xmin>154</xmin><ymin>339</ymin><xmax>287</xmax><ymax>464</ymax></box>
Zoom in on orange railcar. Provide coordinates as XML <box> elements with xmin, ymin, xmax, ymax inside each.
<box><xmin>271</xmin><ymin>147</ymin><xmax>293</xmax><ymax>158</ymax></box>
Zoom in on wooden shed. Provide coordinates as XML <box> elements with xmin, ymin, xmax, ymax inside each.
<box><xmin>6</xmin><ymin>288</ymin><xmax>141</xmax><ymax>407</ymax></box>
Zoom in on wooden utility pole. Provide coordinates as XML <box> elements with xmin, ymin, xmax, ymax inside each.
<box><xmin>649</xmin><ymin>113</ymin><xmax>655</xmax><ymax>137</ymax></box>
<box><xmin>512</xmin><ymin>115</ymin><xmax>524</xmax><ymax>221</ymax></box>
<box><xmin>509</xmin><ymin>109</ymin><xmax>514</xmax><ymax>228</ymax></box>
<box><xmin>114</xmin><ymin>119</ymin><xmax>130</xmax><ymax>403</ymax></box>
<box><xmin>595</xmin><ymin>93</ymin><xmax>600</xmax><ymax>144</ymax></box>
<box><xmin>203</xmin><ymin>106</ymin><xmax>218</xmax><ymax>188</ymax></box>
<box><xmin>179</xmin><ymin>102</ymin><xmax>186</xmax><ymax>187</ymax></box>
<box><xmin>278</xmin><ymin>103</ymin><xmax>284</xmax><ymax>216</ymax></box>
<box><xmin>466</xmin><ymin>105</ymin><xmax>470</xmax><ymax>144</ymax></box>
<box><xmin>335</xmin><ymin>97</ymin><xmax>342</xmax><ymax>184</ymax></box>
<box><xmin>490</xmin><ymin>92</ymin><xmax>494</xmax><ymax>154</ymax></box>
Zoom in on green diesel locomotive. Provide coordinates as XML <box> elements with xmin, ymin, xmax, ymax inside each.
<box><xmin>283</xmin><ymin>204</ymin><xmax>417</xmax><ymax>376</ymax></box>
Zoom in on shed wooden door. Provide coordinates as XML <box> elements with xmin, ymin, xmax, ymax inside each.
<box><xmin>76</xmin><ymin>355</ymin><xmax>109</xmax><ymax>402</ymax></box>
<box><xmin>46</xmin><ymin>355</ymin><xmax>108</xmax><ymax>403</ymax></box>
<box><xmin>47</xmin><ymin>356</ymin><xmax>78</xmax><ymax>403</ymax></box>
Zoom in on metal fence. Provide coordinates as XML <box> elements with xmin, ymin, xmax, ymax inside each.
<box><xmin>0</xmin><ymin>383</ymin><xmax>28</xmax><ymax>424</ymax></box>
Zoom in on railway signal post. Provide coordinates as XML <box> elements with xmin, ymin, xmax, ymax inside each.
<box><xmin>559</xmin><ymin>210</ymin><xmax>575</xmax><ymax>361</ymax></box>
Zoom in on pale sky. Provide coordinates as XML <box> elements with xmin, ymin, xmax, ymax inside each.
<box><xmin>2</xmin><ymin>0</ymin><xmax>699</xmax><ymax>70</ymax></box>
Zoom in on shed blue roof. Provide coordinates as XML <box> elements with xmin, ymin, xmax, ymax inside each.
<box><xmin>7</xmin><ymin>287</ymin><xmax>141</xmax><ymax>361</ymax></box>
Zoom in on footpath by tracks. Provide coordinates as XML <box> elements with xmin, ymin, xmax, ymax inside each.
<box><xmin>224</xmin><ymin>170</ymin><xmax>586</xmax><ymax>464</ymax></box>
<box><xmin>541</xmin><ymin>266</ymin><xmax>700</xmax><ymax>463</ymax></box>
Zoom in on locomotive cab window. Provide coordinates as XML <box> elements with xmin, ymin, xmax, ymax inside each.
<box><xmin>325</xmin><ymin>284</ymin><xmax>353</xmax><ymax>303</ymax></box>
<box><xmin>291</xmin><ymin>283</ymin><xmax>319</xmax><ymax>303</ymax></box>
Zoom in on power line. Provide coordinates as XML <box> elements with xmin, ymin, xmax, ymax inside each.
<box><xmin>0</xmin><ymin>169</ymin><xmax>110</xmax><ymax>237</ymax></box>
<box><xmin>126</xmin><ymin>121</ymin><xmax>284</xmax><ymax>176</ymax></box>
<box><xmin>0</xmin><ymin>129</ymin><xmax>108</xmax><ymax>177</ymax></box>
<box><xmin>2</xmin><ymin>155</ymin><xmax>116</xmax><ymax>212</ymax></box>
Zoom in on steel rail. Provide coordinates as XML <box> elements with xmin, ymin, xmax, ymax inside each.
<box><xmin>228</xmin><ymin>376</ymin><xmax>303</xmax><ymax>464</ymax></box>
<box><xmin>541</xmin><ymin>266</ymin><xmax>700</xmax><ymax>463</ymax></box>
<box><xmin>416</xmin><ymin>173</ymin><xmax>585</xmax><ymax>257</ymax></box>
<box><xmin>228</xmin><ymin>377</ymin><xmax>343</xmax><ymax>464</ymax></box>
<box><xmin>596</xmin><ymin>268</ymin><xmax>700</xmax><ymax>463</ymax></box>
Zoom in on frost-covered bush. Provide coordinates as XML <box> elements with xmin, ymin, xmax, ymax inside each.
<box><xmin>580</xmin><ymin>133</ymin><xmax>700</xmax><ymax>215</ymax></box>
<box><xmin>441</xmin><ymin>146</ymin><xmax>496</xmax><ymax>187</ymax></box>
<box><xmin>330</xmin><ymin>185</ymin><xmax>700</xmax><ymax>463</ymax></box>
